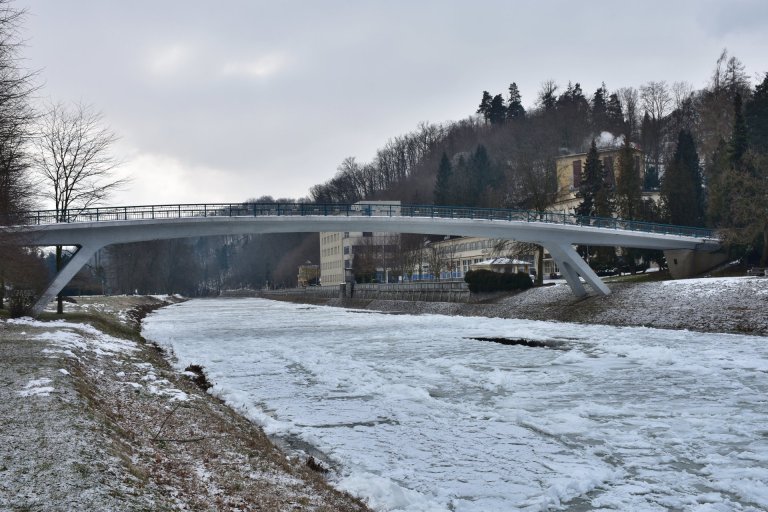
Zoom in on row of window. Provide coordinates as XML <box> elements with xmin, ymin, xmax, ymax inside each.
<box><xmin>321</xmin><ymin>233</ymin><xmax>341</xmax><ymax>245</ymax></box>
<box><xmin>321</xmin><ymin>259</ymin><xmax>343</xmax><ymax>270</ymax></box>
<box><xmin>321</xmin><ymin>245</ymin><xmax>340</xmax><ymax>257</ymax></box>
<box><xmin>435</xmin><ymin>239</ymin><xmax>495</xmax><ymax>253</ymax></box>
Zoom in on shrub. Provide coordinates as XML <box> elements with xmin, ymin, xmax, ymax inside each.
<box><xmin>464</xmin><ymin>270</ymin><xmax>533</xmax><ymax>293</ymax></box>
<box><xmin>9</xmin><ymin>289</ymin><xmax>35</xmax><ymax>318</ymax></box>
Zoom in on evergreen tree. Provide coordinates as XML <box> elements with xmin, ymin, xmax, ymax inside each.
<box><xmin>718</xmin><ymin>77</ymin><xmax>768</xmax><ymax>265</ymax></box>
<box><xmin>606</xmin><ymin>93</ymin><xmax>625</xmax><ymax>135</ymax></box>
<box><xmin>506</xmin><ymin>82</ymin><xmax>526</xmax><ymax>120</ymax></box>
<box><xmin>452</xmin><ymin>154</ymin><xmax>471</xmax><ymax>205</ymax></box>
<box><xmin>433</xmin><ymin>152</ymin><xmax>452</xmax><ymax>205</ymax></box>
<box><xmin>477</xmin><ymin>91</ymin><xmax>492</xmax><ymax>124</ymax></box>
<box><xmin>705</xmin><ymin>138</ymin><xmax>732</xmax><ymax>227</ymax></box>
<box><xmin>575</xmin><ymin>140</ymin><xmax>603</xmax><ymax>219</ymax></box>
<box><xmin>729</xmin><ymin>93</ymin><xmax>748</xmax><ymax>165</ymax></box>
<box><xmin>661</xmin><ymin>130</ymin><xmax>704</xmax><ymax>226</ymax></box>
<box><xmin>615</xmin><ymin>137</ymin><xmax>642</xmax><ymax>220</ymax></box>
<box><xmin>556</xmin><ymin>82</ymin><xmax>590</xmax><ymax>150</ymax></box>
<box><xmin>488</xmin><ymin>94</ymin><xmax>506</xmax><ymax>125</ymax></box>
<box><xmin>469</xmin><ymin>144</ymin><xmax>492</xmax><ymax>203</ymax></box>
<box><xmin>745</xmin><ymin>73</ymin><xmax>768</xmax><ymax>154</ymax></box>
<box><xmin>643</xmin><ymin>166</ymin><xmax>660</xmax><ymax>190</ymax></box>
<box><xmin>591</xmin><ymin>83</ymin><xmax>608</xmax><ymax>133</ymax></box>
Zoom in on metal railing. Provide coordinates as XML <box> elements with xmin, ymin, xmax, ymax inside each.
<box><xmin>16</xmin><ymin>202</ymin><xmax>716</xmax><ymax>239</ymax></box>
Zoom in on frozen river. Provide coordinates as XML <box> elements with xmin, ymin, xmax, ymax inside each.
<box><xmin>142</xmin><ymin>298</ymin><xmax>768</xmax><ymax>511</ymax></box>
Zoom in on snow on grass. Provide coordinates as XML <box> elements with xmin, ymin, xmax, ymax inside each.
<box><xmin>18</xmin><ymin>377</ymin><xmax>55</xmax><ymax>397</ymax></box>
<box><xmin>144</xmin><ymin>298</ymin><xmax>768</xmax><ymax>511</ymax></box>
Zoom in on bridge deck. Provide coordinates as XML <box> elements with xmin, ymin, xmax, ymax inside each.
<box><xmin>15</xmin><ymin>202</ymin><xmax>716</xmax><ymax>240</ymax></box>
<box><xmin>4</xmin><ymin>202</ymin><xmax>721</xmax><ymax>315</ymax></box>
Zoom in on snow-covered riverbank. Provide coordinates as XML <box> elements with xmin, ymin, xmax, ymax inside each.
<box><xmin>314</xmin><ymin>276</ymin><xmax>768</xmax><ymax>336</ymax></box>
<box><xmin>0</xmin><ymin>296</ymin><xmax>368</xmax><ymax>511</ymax></box>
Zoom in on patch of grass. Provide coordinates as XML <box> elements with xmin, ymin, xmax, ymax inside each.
<box><xmin>72</xmin><ymin>461</ymin><xmax>90</xmax><ymax>478</ymax></box>
<box><xmin>38</xmin><ymin>311</ymin><xmax>141</xmax><ymax>341</ymax></box>
<box><xmin>184</xmin><ymin>364</ymin><xmax>213</xmax><ymax>392</ymax></box>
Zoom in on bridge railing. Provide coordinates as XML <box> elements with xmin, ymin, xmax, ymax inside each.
<box><xmin>17</xmin><ymin>202</ymin><xmax>716</xmax><ymax>239</ymax></box>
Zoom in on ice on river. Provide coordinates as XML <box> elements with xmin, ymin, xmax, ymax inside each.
<box><xmin>142</xmin><ymin>298</ymin><xmax>768</xmax><ymax>511</ymax></box>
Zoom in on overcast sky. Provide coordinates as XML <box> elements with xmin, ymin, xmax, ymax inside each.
<box><xmin>21</xmin><ymin>0</ymin><xmax>768</xmax><ymax>206</ymax></box>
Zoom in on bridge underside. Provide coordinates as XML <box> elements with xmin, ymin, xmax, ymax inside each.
<box><xmin>17</xmin><ymin>215</ymin><xmax>719</xmax><ymax>316</ymax></box>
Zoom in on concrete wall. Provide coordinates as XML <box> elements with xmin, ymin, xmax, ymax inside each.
<box><xmin>665</xmin><ymin>249</ymin><xmax>730</xmax><ymax>279</ymax></box>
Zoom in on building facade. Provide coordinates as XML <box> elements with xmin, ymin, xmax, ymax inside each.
<box><xmin>319</xmin><ymin>201</ymin><xmax>401</xmax><ymax>286</ymax></box>
<box><xmin>552</xmin><ymin>142</ymin><xmax>650</xmax><ymax>214</ymax></box>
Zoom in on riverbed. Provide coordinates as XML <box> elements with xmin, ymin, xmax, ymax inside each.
<box><xmin>143</xmin><ymin>298</ymin><xmax>768</xmax><ymax>511</ymax></box>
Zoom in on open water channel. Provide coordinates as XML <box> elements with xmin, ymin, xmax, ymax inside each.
<box><xmin>142</xmin><ymin>298</ymin><xmax>768</xmax><ymax>511</ymax></box>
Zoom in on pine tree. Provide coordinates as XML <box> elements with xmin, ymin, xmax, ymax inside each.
<box><xmin>615</xmin><ymin>137</ymin><xmax>642</xmax><ymax>220</ymax></box>
<box><xmin>745</xmin><ymin>73</ymin><xmax>768</xmax><ymax>154</ymax></box>
<box><xmin>591</xmin><ymin>83</ymin><xmax>608</xmax><ymax>133</ymax></box>
<box><xmin>557</xmin><ymin>82</ymin><xmax>590</xmax><ymax>150</ymax></box>
<box><xmin>705</xmin><ymin>138</ymin><xmax>731</xmax><ymax>226</ymax></box>
<box><xmin>606</xmin><ymin>93</ymin><xmax>625</xmax><ymax>135</ymax></box>
<box><xmin>729</xmin><ymin>93</ymin><xmax>748</xmax><ymax>165</ymax></box>
<box><xmin>469</xmin><ymin>144</ymin><xmax>492</xmax><ymax>203</ymax></box>
<box><xmin>661</xmin><ymin>130</ymin><xmax>704</xmax><ymax>226</ymax></box>
<box><xmin>575</xmin><ymin>140</ymin><xmax>603</xmax><ymax>219</ymax></box>
<box><xmin>718</xmin><ymin>77</ymin><xmax>768</xmax><ymax>265</ymax></box>
<box><xmin>488</xmin><ymin>94</ymin><xmax>506</xmax><ymax>125</ymax></box>
<box><xmin>433</xmin><ymin>152</ymin><xmax>452</xmax><ymax>205</ymax></box>
<box><xmin>477</xmin><ymin>91</ymin><xmax>492</xmax><ymax>124</ymax></box>
<box><xmin>506</xmin><ymin>82</ymin><xmax>526</xmax><ymax>120</ymax></box>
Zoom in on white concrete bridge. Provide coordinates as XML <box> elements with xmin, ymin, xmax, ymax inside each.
<box><xmin>7</xmin><ymin>203</ymin><xmax>721</xmax><ymax>315</ymax></box>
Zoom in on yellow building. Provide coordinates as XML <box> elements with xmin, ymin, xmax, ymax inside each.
<box><xmin>297</xmin><ymin>261</ymin><xmax>320</xmax><ymax>287</ymax></box>
<box><xmin>552</xmin><ymin>143</ymin><xmax>647</xmax><ymax>214</ymax></box>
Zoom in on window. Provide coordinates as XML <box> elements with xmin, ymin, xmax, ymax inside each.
<box><xmin>572</xmin><ymin>160</ymin><xmax>582</xmax><ymax>188</ymax></box>
<box><xmin>604</xmin><ymin>156</ymin><xmax>616</xmax><ymax>186</ymax></box>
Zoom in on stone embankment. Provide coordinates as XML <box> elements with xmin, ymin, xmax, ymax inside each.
<box><xmin>262</xmin><ymin>277</ymin><xmax>768</xmax><ymax>336</ymax></box>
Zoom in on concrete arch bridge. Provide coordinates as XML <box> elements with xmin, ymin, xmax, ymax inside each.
<box><xmin>7</xmin><ymin>202</ymin><xmax>722</xmax><ymax>315</ymax></box>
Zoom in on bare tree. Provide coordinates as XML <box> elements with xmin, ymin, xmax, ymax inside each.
<box><xmin>671</xmin><ymin>81</ymin><xmax>694</xmax><ymax>111</ymax></box>
<box><xmin>34</xmin><ymin>101</ymin><xmax>126</xmax><ymax>313</ymax></box>
<box><xmin>537</xmin><ymin>80</ymin><xmax>558</xmax><ymax>111</ymax></box>
<box><xmin>617</xmin><ymin>87</ymin><xmax>639</xmax><ymax>140</ymax></box>
<box><xmin>640</xmin><ymin>81</ymin><xmax>672</xmax><ymax>122</ymax></box>
<box><xmin>34</xmin><ymin>102</ymin><xmax>125</xmax><ymax>221</ymax></box>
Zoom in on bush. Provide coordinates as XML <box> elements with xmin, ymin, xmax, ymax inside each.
<box><xmin>9</xmin><ymin>289</ymin><xmax>35</xmax><ymax>318</ymax></box>
<box><xmin>464</xmin><ymin>270</ymin><xmax>533</xmax><ymax>293</ymax></box>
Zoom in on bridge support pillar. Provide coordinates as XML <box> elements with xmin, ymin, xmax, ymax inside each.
<box><xmin>544</xmin><ymin>243</ymin><xmax>610</xmax><ymax>297</ymax></box>
<box><xmin>32</xmin><ymin>244</ymin><xmax>102</xmax><ymax>316</ymax></box>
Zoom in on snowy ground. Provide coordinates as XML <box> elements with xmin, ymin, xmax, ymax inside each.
<box><xmin>329</xmin><ymin>276</ymin><xmax>768</xmax><ymax>336</ymax></box>
<box><xmin>144</xmin><ymin>298</ymin><xmax>768</xmax><ymax>512</ymax></box>
<box><xmin>0</xmin><ymin>296</ymin><xmax>368</xmax><ymax>511</ymax></box>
